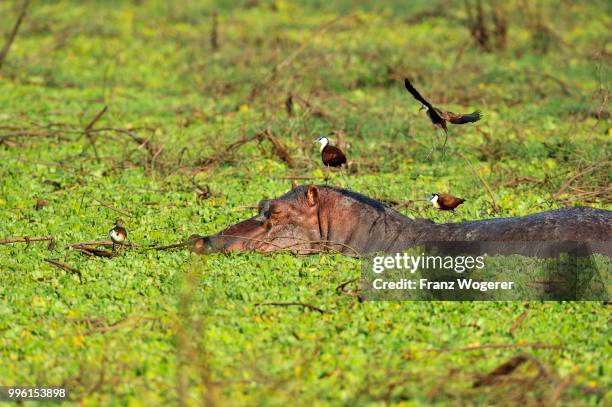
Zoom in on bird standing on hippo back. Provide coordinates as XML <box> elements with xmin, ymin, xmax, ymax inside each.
<box><xmin>428</xmin><ymin>193</ymin><xmax>465</xmax><ymax>211</ymax></box>
<box><xmin>404</xmin><ymin>78</ymin><xmax>482</xmax><ymax>150</ymax></box>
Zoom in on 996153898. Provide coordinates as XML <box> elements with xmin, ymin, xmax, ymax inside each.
<box><xmin>0</xmin><ymin>387</ymin><xmax>69</xmax><ymax>401</ymax></box>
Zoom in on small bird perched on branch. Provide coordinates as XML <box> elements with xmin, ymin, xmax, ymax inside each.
<box><xmin>109</xmin><ymin>218</ymin><xmax>127</xmax><ymax>253</ymax></box>
<box><xmin>404</xmin><ymin>78</ymin><xmax>482</xmax><ymax>134</ymax></box>
<box><xmin>314</xmin><ymin>136</ymin><xmax>347</xmax><ymax>168</ymax></box>
<box><xmin>428</xmin><ymin>193</ymin><xmax>465</xmax><ymax>211</ymax></box>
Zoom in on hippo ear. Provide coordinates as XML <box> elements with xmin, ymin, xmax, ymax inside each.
<box><xmin>306</xmin><ymin>185</ymin><xmax>319</xmax><ymax>207</ymax></box>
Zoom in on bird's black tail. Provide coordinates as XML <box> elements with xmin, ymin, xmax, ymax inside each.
<box><xmin>448</xmin><ymin>111</ymin><xmax>483</xmax><ymax>124</ymax></box>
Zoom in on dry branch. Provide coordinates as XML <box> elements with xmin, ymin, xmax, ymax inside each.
<box><xmin>197</xmin><ymin>130</ymin><xmax>295</xmax><ymax>171</ymax></box>
<box><xmin>70</xmin><ymin>245</ymin><xmax>115</xmax><ymax>258</ymax></box>
<box><xmin>66</xmin><ymin>240</ymin><xmax>138</xmax><ymax>248</ymax></box>
<box><xmin>82</xmin><ymin>105</ymin><xmax>108</xmax><ymax>162</ymax></box>
<box><xmin>291</xmin><ymin>94</ymin><xmax>332</xmax><ymax>120</ymax></box>
<box><xmin>0</xmin><ymin>0</ymin><xmax>31</xmax><ymax>70</ymax></box>
<box><xmin>335</xmin><ymin>277</ymin><xmax>360</xmax><ymax>293</ymax></box>
<box><xmin>427</xmin><ymin>342</ymin><xmax>561</xmax><ymax>353</ymax></box>
<box><xmin>190</xmin><ymin>179</ymin><xmax>216</xmax><ymax>199</ymax></box>
<box><xmin>148</xmin><ymin>242</ymin><xmax>188</xmax><ymax>251</ymax></box>
<box><xmin>262</xmin><ymin>130</ymin><xmax>295</xmax><ymax>168</ymax></box>
<box><xmin>210</xmin><ymin>11</ymin><xmax>219</xmax><ymax>51</ymax></box>
<box><xmin>279</xmin><ymin>176</ymin><xmax>321</xmax><ymax>180</ymax></box>
<box><xmin>508</xmin><ymin>307</ymin><xmax>529</xmax><ymax>336</ymax></box>
<box><xmin>458</xmin><ymin>151</ymin><xmax>500</xmax><ymax>213</ymax></box>
<box><xmin>93</xmin><ymin>198</ymin><xmax>132</xmax><ymax>218</ymax></box>
<box><xmin>44</xmin><ymin>258</ymin><xmax>82</xmax><ymax>280</ymax></box>
<box><xmin>254</xmin><ymin>301</ymin><xmax>329</xmax><ymax>314</ymax></box>
<box><xmin>197</xmin><ymin>133</ymin><xmax>259</xmax><ymax>170</ymax></box>
<box><xmin>0</xmin><ymin>235</ymin><xmax>55</xmax><ymax>245</ymax></box>
<box><xmin>335</xmin><ymin>278</ymin><xmax>364</xmax><ymax>301</ymax></box>
<box><xmin>473</xmin><ymin>355</ymin><xmax>529</xmax><ymax>387</ymax></box>
<box><xmin>550</xmin><ymin>162</ymin><xmax>608</xmax><ymax>202</ymax></box>
<box><xmin>84</xmin><ymin>106</ymin><xmax>108</xmax><ymax>133</ymax></box>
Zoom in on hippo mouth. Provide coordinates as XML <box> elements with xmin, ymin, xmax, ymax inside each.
<box><xmin>187</xmin><ymin>232</ymin><xmax>324</xmax><ymax>255</ymax></box>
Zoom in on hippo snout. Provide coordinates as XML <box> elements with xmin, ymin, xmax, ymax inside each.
<box><xmin>187</xmin><ymin>234</ymin><xmax>217</xmax><ymax>254</ymax></box>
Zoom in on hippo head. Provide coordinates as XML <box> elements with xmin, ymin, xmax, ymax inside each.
<box><xmin>189</xmin><ymin>185</ymin><xmax>325</xmax><ymax>254</ymax></box>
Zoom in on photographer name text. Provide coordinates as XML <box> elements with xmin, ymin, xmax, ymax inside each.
<box><xmin>371</xmin><ymin>278</ymin><xmax>514</xmax><ymax>291</ymax></box>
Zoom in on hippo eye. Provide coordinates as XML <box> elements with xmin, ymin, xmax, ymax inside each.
<box><xmin>269</xmin><ymin>205</ymin><xmax>282</xmax><ymax>216</ymax></box>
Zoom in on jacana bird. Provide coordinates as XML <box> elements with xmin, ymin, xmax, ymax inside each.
<box><xmin>428</xmin><ymin>193</ymin><xmax>465</xmax><ymax>211</ymax></box>
<box><xmin>109</xmin><ymin>218</ymin><xmax>127</xmax><ymax>253</ymax></box>
<box><xmin>314</xmin><ymin>136</ymin><xmax>347</xmax><ymax>167</ymax></box>
<box><xmin>404</xmin><ymin>78</ymin><xmax>482</xmax><ymax>134</ymax></box>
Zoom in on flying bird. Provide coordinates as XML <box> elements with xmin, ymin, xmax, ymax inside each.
<box><xmin>428</xmin><ymin>193</ymin><xmax>465</xmax><ymax>211</ymax></box>
<box><xmin>109</xmin><ymin>218</ymin><xmax>127</xmax><ymax>253</ymax></box>
<box><xmin>314</xmin><ymin>136</ymin><xmax>347</xmax><ymax>168</ymax></box>
<box><xmin>404</xmin><ymin>78</ymin><xmax>482</xmax><ymax>134</ymax></box>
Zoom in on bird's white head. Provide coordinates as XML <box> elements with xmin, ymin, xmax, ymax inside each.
<box><xmin>427</xmin><ymin>193</ymin><xmax>439</xmax><ymax>204</ymax></box>
<box><xmin>314</xmin><ymin>136</ymin><xmax>329</xmax><ymax>151</ymax></box>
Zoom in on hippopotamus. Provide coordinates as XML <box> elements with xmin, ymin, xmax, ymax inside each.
<box><xmin>189</xmin><ymin>185</ymin><xmax>612</xmax><ymax>257</ymax></box>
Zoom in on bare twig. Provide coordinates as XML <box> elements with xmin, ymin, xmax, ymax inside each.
<box><xmin>93</xmin><ymin>198</ymin><xmax>132</xmax><ymax>218</ymax></box>
<box><xmin>291</xmin><ymin>94</ymin><xmax>332</xmax><ymax>121</ymax></box>
<box><xmin>69</xmin><ymin>245</ymin><xmax>115</xmax><ymax>258</ymax></box>
<box><xmin>427</xmin><ymin>342</ymin><xmax>561</xmax><ymax>353</ymax></box>
<box><xmin>197</xmin><ymin>130</ymin><xmax>294</xmax><ymax>171</ymax></box>
<box><xmin>66</xmin><ymin>240</ymin><xmax>138</xmax><ymax>248</ymax></box>
<box><xmin>44</xmin><ymin>258</ymin><xmax>82</xmax><ymax>281</ymax></box>
<box><xmin>527</xmin><ymin>69</ymin><xmax>572</xmax><ymax>96</ymax></box>
<box><xmin>254</xmin><ymin>301</ymin><xmax>329</xmax><ymax>314</ymax></box>
<box><xmin>197</xmin><ymin>133</ymin><xmax>260</xmax><ymax>170</ymax></box>
<box><xmin>84</xmin><ymin>105</ymin><xmax>108</xmax><ymax>133</ymax></box>
<box><xmin>335</xmin><ymin>277</ymin><xmax>364</xmax><ymax>301</ymax></box>
<box><xmin>336</xmin><ymin>277</ymin><xmax>360</xmax><ymax>293</ymax></box>
<box><xmin>279</xmin><ymin>176</ymin><xmax>321</xmax><ymax>180</ymax></box>
<box><xmin>0</xmin><ymin>0</ymin><xmax>31</xmax><ymax>70</ymax></box>
<box><xmin>458</xmin><ymin>151</ymin><xmax>500</xmax><ymax>213</ymax></box>
<box><xmin>148</xmin><ymin>242</ymin><xmax>187</xmax><ymax>251</ymax></box>
<box><xmin>210</xmin><ymin>11</ymin><xmax>219</xmax><ymax>51</ymax></box>
<box><xmin>473</xmin><ymin>355</ymin><xmax>529</xmax><ymax>387</ymax></box>
<box><xmin>82</xmin><ymin>105</ymin><xmax>108</xmax><ymax>162</ymax></box>
<box><xmin>508</xmin><ymin>307</ymin><xmax>530</xmax><ymax>336</ymax></box>
<box><xmin>550</xmin><ymin>162</ymin><xmax>608</xmax><ymax>202</ymax></box>
<box><xmin>0</xmin><ymin>235</ymin><xmax>54</xmax><ymax>245</ymax></box>
<box><xmin>262</xmin><ymin>129</ymin><xmax>296</xmax><ymax>168</ymax></box>
<box><xmin>473</xmin><ymin>354</ymin><xmax>550</xmax><ymax>388</ymax></box>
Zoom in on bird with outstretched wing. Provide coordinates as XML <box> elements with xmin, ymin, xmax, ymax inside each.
<box><xmin>404</xmin><ymin>78</ymin><xmax>482</xmax><ymax>133</ymax></box>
